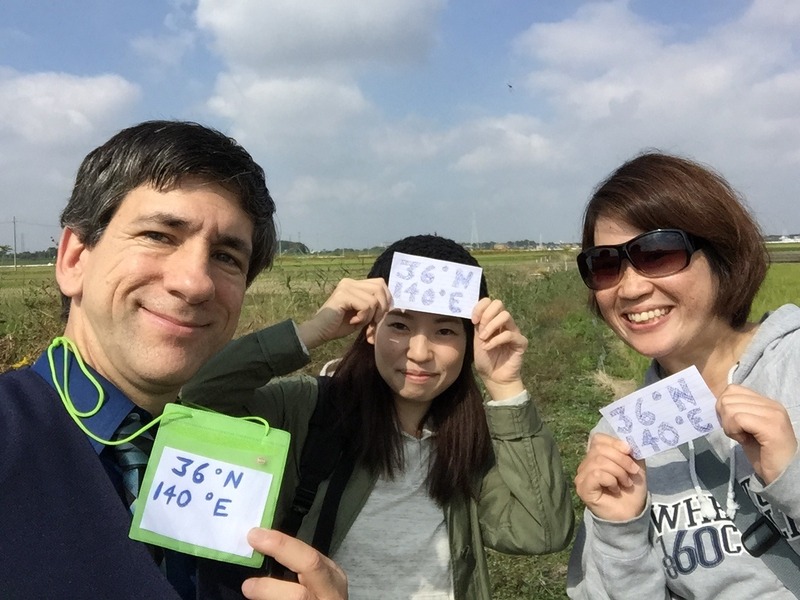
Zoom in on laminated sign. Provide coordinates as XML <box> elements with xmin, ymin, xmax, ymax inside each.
<box><xmin>129</xmin><ymin>403</ymin><xmax>290</xmax><ymax>566</ymax></box>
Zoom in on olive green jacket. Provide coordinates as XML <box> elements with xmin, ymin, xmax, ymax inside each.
<box><xmin>182</xmin><ymin>320</ymin><xmax>574</xmax><ymax>600</ymax></box>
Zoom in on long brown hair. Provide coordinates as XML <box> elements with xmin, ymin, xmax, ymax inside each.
<box><xmin>329</xmin><ymin>235</ymin><xmax>492</xmax><ymax>505</ymax></box>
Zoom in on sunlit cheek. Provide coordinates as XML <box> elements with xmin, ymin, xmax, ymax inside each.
<box><xmin>593</xmin><ymin>291</ymin><xmax>616</xmax><ymax>320</ymax></box>
<box><xmin>443</xmin><ymin>350</ymin><xmax>466</xmax><ymax>385</ymax></box>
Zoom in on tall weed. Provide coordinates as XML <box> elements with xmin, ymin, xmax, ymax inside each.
<box><xmin>0</xmin><ymin>279</ymin><xmax>62</xmax><ymax>370</ymax></box>
<box><xmin>1</xmin><ymin>256</ymin><xmax>797</xmax><ymax>599</ymax></box>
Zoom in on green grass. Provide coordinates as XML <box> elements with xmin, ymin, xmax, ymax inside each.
<box><xmin>1</xmin><ymin>252</ymin><xmax>798</xmax><ymax>598</ymax></box>
<box><xmin>766</xmin><ymin>242</ymin><xmax>800</xmax><ymax>251</ymax></box>
<box><xmin>751</xmin><ymin>263</ymin><xmax>800</xmax><ymax>317</ymax></box>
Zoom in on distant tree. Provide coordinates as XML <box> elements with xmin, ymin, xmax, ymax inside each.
<box><xmin>0</xmin><ymin>244</ymin><xmax>11</xmax><ymax>257</ymax></box>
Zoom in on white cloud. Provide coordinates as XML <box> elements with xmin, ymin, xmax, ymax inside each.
<box><xmin>514</xmin><ymin>0</ymin><xmax>800</xmax><ymax>137</ymax></box>
<box><xmin>5</xmin><ymin>0</ymin><xmax>798</xmax><ymax>253</ymax></box>
<box><xmin>451</xmin><ymin>115</ymin><xmax>554</xmax><ymax>172</ymax></box>
<box><xmin>196</xmin><ymin>0</ymin><xmax>445</xmax><ymax>168</ymax></box>
<box><xmin>743</xmin><ymin>0</ymin><xmax>800</xmax><ymax>29</ymax></box>
<box><xmin>194</xmin><ymin>0</ymin><xmax>800</xmax><ymax>248</ymax></box>
<box><xmin>273</xmin><ymin>174</ymin><xmax>427</xmax><ymax>251</ymax></box>
<box><xmin>505</xmin><ymin>0</ymin><xmax>800</xmax><ymax>239</ymax></box>
<box><xmin>347</xmin><ymin>114</ymin><xmax>554</xmax><ymax>176</ymax></box>
<box><xmin>368</xmin><ymin>121</ymin><xmax>451</xmax><ymax>162</ymax></box>
<box><xmin>513</xmin><ymin>1</ymin><xmax>665</xmax><ymax>71</ymax></box>
<box><xmin>195</xmin><ymin>0</ymin><xmax>446</xmax><ymax>75</ymax></box>
<box><xmin>0</xmin><ymin>69</ymin><xmax>139</xmax><ymax>146</ymax></box>
<box><xmin>209</xmin><ymin>0</ymin><xmax>799</xmax><ymax>249</ymax></box>
<box><xmin>207</xmin><ymin>73</ymin><xmax>371</xmax><ymax>145</ymax></box>
<box><xmin>0</xmin><ymin>70</ymin><xmax>140</xmax><ymax>249</ymax></box>
<box><xmin>131</xmin><ymin>31</ymin><xmax>195</xmax><ymax>71</ymax></box>
<box><xmin>285</xmin><ymin>176</ymin><xmax>383</xmax><ymax>215</ymax></box>
<box><xmin>130</xmin><ymin>0</ymin><xmax>199</xmax><ymax>75</ymax></box>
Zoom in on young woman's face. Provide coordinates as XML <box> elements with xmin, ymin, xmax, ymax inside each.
<box><xmin>592</xmin><ymin>216</ymin><xmax>727</xmax><ymax>370</ymax></box>
<box><xmin>366</xmin><ymin>309</ymin><xmax>467</xmax><ymax>407</ymax></box>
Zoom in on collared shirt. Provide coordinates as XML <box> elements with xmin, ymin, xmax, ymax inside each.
<box><xmin>30</xmin><ymin>342</ymin><xmax>196</xmax><ymax>600</ymax></box>
<box><xmin>31</xmin><ymin>343</ymin><xmax>138</xmax><ymax>454</ymax></box>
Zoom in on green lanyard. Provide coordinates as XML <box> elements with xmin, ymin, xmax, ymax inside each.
<box><xmin>46</xmin><ymin>336</ymin><xmax>162</xmax><ymax>446</ymax></box>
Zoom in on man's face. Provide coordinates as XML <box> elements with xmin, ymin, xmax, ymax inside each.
<box><xmin>57</xmin><ymin>178</ymin><xmax>254</xmax><ymax>413</ymax></box>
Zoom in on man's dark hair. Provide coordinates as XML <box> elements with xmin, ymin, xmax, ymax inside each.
<box><xmin>59</xmin><ymin>120</ymin><xmax>277</xmax><ymax>315</ymax></box>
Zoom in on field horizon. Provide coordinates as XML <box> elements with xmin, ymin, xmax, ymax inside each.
<box><xmin>1</xmin><ymin>248</ymin><xmax>798</xmax><ymax>598</ymax></box>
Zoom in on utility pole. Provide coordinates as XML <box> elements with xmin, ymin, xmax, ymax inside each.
<box><xmin>13</xmin><ymin>216</ymin><xmax>17</xmax><ymax>270</ymax></box>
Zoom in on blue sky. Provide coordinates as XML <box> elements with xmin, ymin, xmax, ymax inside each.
<box><xmin>1</xmin><ymin>0</ymin><xmax>797</xmax><ymax>252</ymax></box>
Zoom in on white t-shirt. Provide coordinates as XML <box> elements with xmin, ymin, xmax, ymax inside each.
<box><xmin>333</xmin><ymin>428</ymin><xmax>454</xmax><ymax>600</ymax></box>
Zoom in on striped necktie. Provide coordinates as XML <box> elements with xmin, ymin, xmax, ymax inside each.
<box><xmin>111</xmin><ymin>411</ymin><xmax>196</xmax><ymax>598</ymax></box>
<box><xmin>112</xmin><ymin>411</ymin><xmax>155</xmax><ymax>511</ymax></box>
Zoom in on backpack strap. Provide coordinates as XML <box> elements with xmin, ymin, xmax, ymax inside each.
<box><xmin>312</xmin><ymin>445</ymin><xmax>356</xmax><ymax>556</ymax></box>
<box><xmin>679</xmin><ymin>437</ymin><xmax>800</xmax><ymax>593</ymax></box>
<box><xmin>280</xmin><ymin>375</ymin><xmax>349</xmax><ymax>540</ymax></box>
<box><xmin>269</xmin><ymin>374</ymin><xmax>354</xmax><ymax>581</ymax></box>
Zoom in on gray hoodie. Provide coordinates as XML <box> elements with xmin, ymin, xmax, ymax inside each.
<box><xmin>567</xmin><ymin>304</ymin><xmax>800</xmax><ymax>599</ymax></box>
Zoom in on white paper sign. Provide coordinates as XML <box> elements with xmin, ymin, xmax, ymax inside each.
<box><xmin>139</xmin><ymin>447</ymin><xmax>273</xmax><ymax>557</ymax></box>
<box><xmin>599</xmin><ymin>365</ymin><xmax>720</xmax><ymax>459</ymax></box>
<box><xmin>388</xmin><ymin>252</ymin><xmax>483</xmax><ymax>317</ymax></box>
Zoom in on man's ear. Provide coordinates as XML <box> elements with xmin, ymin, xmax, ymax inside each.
<box><xmin>55</xmin><ymin>227</ymin><xmax>86</xmax><ymax>300</ymax></box>
<box><xmin>365</xmin><ymin>322</ymin><xmax>377</xmax><ymax>346</ymax></box>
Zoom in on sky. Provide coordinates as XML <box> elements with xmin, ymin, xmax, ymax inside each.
<box><xmin>1</xmin><ymin>0</ymin><xmax>798</xmax><ymax>253</ymax></box>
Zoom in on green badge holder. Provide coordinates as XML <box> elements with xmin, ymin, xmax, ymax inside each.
<box><xmin>129</xmin><ymin>403</ymin><xmax>290</xmax><ymax>567</ymax></box>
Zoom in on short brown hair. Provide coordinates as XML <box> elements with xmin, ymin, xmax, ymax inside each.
<box><xmin>581</xmin><ymin>151</ymin><xmax>768</xmax><ymax>327</ymax></box>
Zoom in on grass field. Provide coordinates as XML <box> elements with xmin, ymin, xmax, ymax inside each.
<box><xmin>1</xmin><ymin>251</ymin><xmax>798</xmax><ymax>598</ymax></box>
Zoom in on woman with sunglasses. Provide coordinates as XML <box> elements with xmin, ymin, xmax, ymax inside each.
<box><xmin>185</xmin><ymin>234</ymin><xmax>574</xmax><ymax>600</ymax></box>
<box><xmin>567</xmin><ymin>152</ymin><xmax>800</xmax><ymax>599</ymax></box>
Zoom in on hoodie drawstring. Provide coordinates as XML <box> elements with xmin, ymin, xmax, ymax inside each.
<box><xmin>688</xmin><ymin>439</ymin><xmax>718</xmax><ymax>520</ymax></box>
<box><xmin>725</xmin><ymin>437</ymin><xmax>739</xmax><ymax>519</ymax></box>
<box><xmin>686</xmin><ymin>363</ymin><xmax>741</xmax><ymax>521</ymax></box>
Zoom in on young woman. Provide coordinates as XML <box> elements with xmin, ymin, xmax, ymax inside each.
<box><xmin>184</xmin><ymin>234</ymin><xmax>574</xmax><ymax>600</ymax></box>
<box><xmin>567</xmin><ymin>152</ymin><xmax>800</xmax><ymax>599</ymax></box>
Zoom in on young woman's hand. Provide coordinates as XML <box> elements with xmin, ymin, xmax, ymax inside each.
<box><xmin>574</xmin><ymin>433</ymin><xmax>648</xmax><ymax>522</ymax></box>
<box><xmin>297</xmin><ymin>278</ymin><xmax>391</xmax><ymax>350</ymax></box>
<box><xmin>717</xmin><ymin>384</ymin><xmax>798</xmax><ymax>485</ymax></box>
<box><xmin>242</xmin><ymin>529</ymin><xmax>348</xmax><ymax>600</ymax></box>
<box><xmin>471</xmin><ymin>298</ymin><xmax>527</xmax><ymax>400</ymax></box>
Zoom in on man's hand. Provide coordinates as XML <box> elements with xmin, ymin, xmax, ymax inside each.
<box><xmin>242</xmin><ymin>529</ymin><xmax>347</xmax><ymax>600</ymax></box>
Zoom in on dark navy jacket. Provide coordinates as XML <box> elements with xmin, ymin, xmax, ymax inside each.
<box><xmin>0</xmin><ymin>367</ymin><xmax>181</xmax><ymax>599</ymax></box>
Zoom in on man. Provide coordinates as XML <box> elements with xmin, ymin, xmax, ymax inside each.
<box><xmin>0</xmin><ymin>120</ymin><xmax>346</xmax><ymax>600</ymax></box>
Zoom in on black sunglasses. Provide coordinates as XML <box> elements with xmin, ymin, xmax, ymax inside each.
<box><xmin>577</xmin><ymin>229</ymin><xmax>701</xmax><ymax>290</ymax></box>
